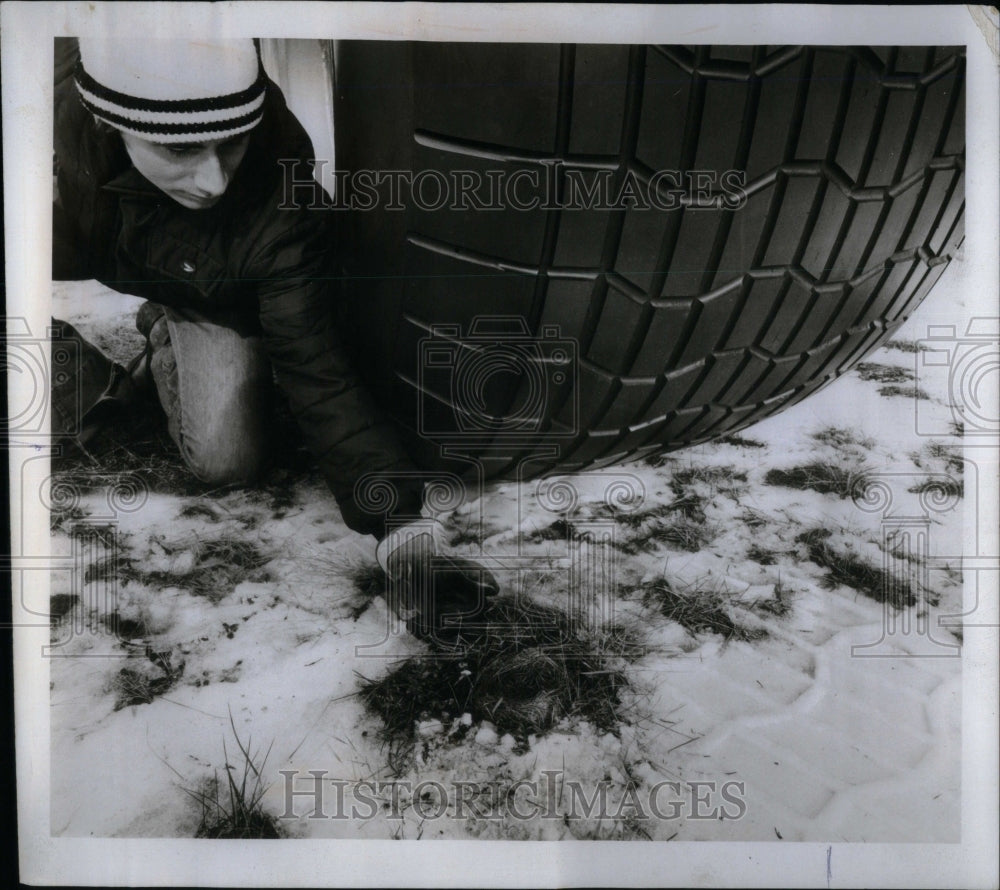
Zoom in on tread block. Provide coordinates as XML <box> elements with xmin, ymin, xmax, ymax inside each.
<box><xmin>569</xmin><ymin>45</ymin><xmax>629</xmax><ymax>155</ymax></box>
<box><xmin>865</xmin><ymin>88</ymin><xmax>918</xmax><ymax>187</ymax></box>
<box><xmin>796</xmin><ymin>51</ymin><xmax>852</xmax><ymax>160</ymax></box>
<box><xmin>686</xmin><ymin>350</ymin><xmax>746</xmax><ymax>407</ymax></box>
<box><xmin>554</xmin><ymin>192</ymin><xmax>614</xmax><ymax>267</ymax></box>
<box><xmin>941</xmin><ymin>73</ymin><xmax>965</xmax><ymax>157</ymax></box>
<box><xmin>724</xmin><ymin>276</ymin><xmax>784</xmax><ymax>352</ymax></box>
<box><xmin>641</xmin><ymin>363</ymin><xmax>704</xmax><ymax>421</ymax></box>
<box><xmin>902</xmin><ymin>168</ymin><xmax>958</xmax><ymax>252</ymax></box>
<box><xmin>568</xmin><ymin>429</ymin><xmax>625</xmax><ymax>465</ymax></box>
<box><xmin>414</xmin><ymin>43</ymin><xmax>560</xmax><ymax>152</ymax></box>
<box><xmin>558</xmin><ymin>362</ymin><xmax>615</xmax><ymax>429</ymax></box>
<box><xmin>597</xmin><ymin>378</ymin><xmax>657</xmax><ymax>428</ymax></box>
<box><xmin>866</xmin><ymin>256</ymin><xmax>920</xmax><ymax>325</ymax></box>
<box><xmin>834</xmin><ymin>69</ymin><xmax>881</xmax><ymax>182</ymax></box>
<box><xmin>718</xmin><ymin>352</ymin><xmax>772</xmax><ymax>406</ymax></box>
<box><xmin>827</xmin><ymin>270</ymin><xmax>881</xmax><ymax>333</ymax></box>
<box><xmin>762</xmin><ymin>177</ymin><xmax>822</xmax><ymax>268</ymax></box>
<box><xmin>866</xmin><ymin>183</ymin><xmax>922</xmax><ymax>264</ymax></box>
<box><xmin>801</xmin><ymin>185</ymin><xmax>853</xmax><ymax>281</ymax></box>
<box><xmin>828</xmin><ymin>200</ymin><xmax>882</xmax><ymax>281</ymax></box>
<box><xmin>587</xmin><ymin>284</ymin><xmax>646</xmax><ymax>374</ymax></box>
<box><xmin>928</xmin><ymin>171</ymin><xmax>964</xmax><ymax>255</ymax></box>
<box><xmin>636</xmin><ymin>50</ymin><xmax>690</xmax><ymax>171</ymax></box>
<box><xmin>902</xmin><ymin>66</ymin><xmax>961</xmax><ymax>178</ymax></box>
<box><xmin>744</xmin><ymin>55</ymin><xmax>806</xmax><ymax>181</ymax></box>
<box><xmin>661</xmin><ymin>207</ymin><xmax>727</xmax><ymax>297</ymax></box>
<box><xmin>786</xmin><ymin>286</ymin><xmax>845</xmax><ymax>355</ymax></box>
<box><xmin>539</xmin><ymin>278</ymin><xmax>598</xmax><ymax>345</ymax></box>
<box><xmin>743</xmin><ymin>352</ymin><xmax>802</xmax><ymax>404</ymax></box>
<box><xmin>631</xmin><ymin>301</ymin><xmax>696</xmax><ymax>376</ymax></box>
<box><xmin>677</xmin><ymin>281</ymin><xmax>744</xmax><ymax>367</ymax></box>
<box><xmin>836</xmin><ymin>326</ymin><xmax>885</xmax><ymax>375</ymax></box>
<box><xmin>781</xmin><ymin>338</ymin><xmax>840</xmax><ymax>391</ymax></box>
<box><xmin>616</xmin><ymin>205</ymin><xmax>672</xmax><ymax>294</ymax></box>
<box><xmin>694</xmin><ymin>78</ymin><xmax>748</xmax><ymax>172</ymax></box>
<box><xmin>712</xmin><ymin>189</ymin><xmax>772</xmax><ymax>289</ymax></box>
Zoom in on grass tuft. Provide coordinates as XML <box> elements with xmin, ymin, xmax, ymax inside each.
<box><xmin>49</xmin><ymin>593</ymin><xmax>79</xmax><ymax>623</ymax></box>
<box><xmin>344</xmin><ymin>560</ymin><xmax>389</xmax><ymax>619</ymax></box>
<box><xmin>111</xmin><ymin>648</ymin><xmax>181</xmax><ymax>709</ymax></box>
<box><xmin>357</xmin><ymin>594</ymin><xmax>643</xmax><ymax>764</ymax></box>
<box><xmin>854</xmin><ymin>362</ymin><xmax>914</xmax><ymax>384</ymax></box>
<box><xmin>640</xmin><ymin>577</ymin><xmax>766</xmax><ymax>642</ymax></box>
<box><xmin>746</xmin><ymin>544</ymin><xmax>779</xmax><ymax>565</ymax></box>
<box><xmin>120</xmin><ymin>536</ymin><xmax>271</xmax><ymax>603</ymax></box>
<box><xmin>811</xmin><ymin>426</ymin><xmax>876</xmax><ymax>452</ymax></box>
<box><xmin>749</xmin><ymin>579</ymin><xmax>794</xmax><ymax>617</ymax></box>
<box><xmin>908</xmin><ymin>476</ymin><xmax>963</xmax><ymax>500</ymax></box>
<box><xmin>764</xmin><ymin>462</ymin><xmax>863</xmax><ymax>499</ymax></box>
<box><xmin>878</xmin><ymin>384</ymin><xmax>930</xmax><ymax>400</ymax></box>
<box><xmin>186</xmin><ymin>712</ymin><xmax>280</xmax><ymax>839</ymax></box>
<box><xmin>885</xmin><ymin>339</ymin><xmax>927</xmax><ymax>353</ymax></box>
<box><xmin>717</xmin><ymin>434</ymin><xmax>766</xmax><ymax>449</ymax></box>
<box><xmin>525</xmin><ymin>517</ymin><xmax>577</xmax><ymax>543</ymax></box>
<box><xmin>797</xmin><ymin>528</ymin><xmax>916</xmax><ymax>608</ymax></box>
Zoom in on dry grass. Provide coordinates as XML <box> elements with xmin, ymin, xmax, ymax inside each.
<box><xmin>111</xmin><ymin>647</ymin><xmax>181</xmax><ymax>710</ymax></box>
<box><xmin>908</xmin><ymin>476</ymin><xmax>964</xmax><ymax>500</ymax></box>
<box><xmin>49</xmin><ymin>593</ymin><xmax>79</xmax><ymax>623</ymax></box>
<box><xmin>878</xmin><ymin>384</ymin><xmax>931</xmax><ymax>400</ymax></box>
<box><xmin>51</xmin><ymin>400</ymin><xmax>202</xmax><ymax>497</ymax></box>
<box><xmin>357</xmin><ymin>594</ymin><xmax>643</xmax><ymax>767</ymax></box>
<box><xmin>797</xmin><ymin>528</ymin><xmax>917</xmax><ymax>608</ymax></box>
<box><xmin>911</xmin><ymin>441</ymin><xmax>964</xmax><ymax>477</ymax></box>
<box><xmin>120</xmin><ymin>536</ymin><xmax>271</xmax><ymax>603</ymax></box>
<box><xmin>746</xmin><ymin>544</ymin><xmax>779</xmax><ymax>565</ymax></box>
<box><xmin>186</xmin><ymin>713</ymin><xmax>280</xmax><ymax>839</ymax></box>
<box><xmin>885</xmin><ymin>339</ymin><xmax>927</xmax><ymax>353</ymax></box>
<box><xmin>525</xmin><ymin>517</ymin><xmax>577</xmax><ymax>543</ymax></box>
<box><xmin>717</xmin><ymin>434</ymin><xmax>766</xmax><ymax>449</ymax></box>
<box><xmin>749</xmin><ymin>579</ymin><xmax>794</xmax><ymax>618</ymax></box>
<box><xmin>670</xmin><ymin>465</ymin><xmax>748</xmax><ymax>500</ymax></box>
<box><xmin>811</xmin><ymin>426</ymin><xmax>876</xmax><ymax>452</ymax></box>
<box><xmin>764</xmin><ymin>462</ymin><xmax>864</xmax><ymax>499</ymax></box>
<box><xmin>587</xmin><ymin>498</ymin><xmax>718</xmax><ymax>555</ymax></box>
<box><xmin>854</xmin><ymin>362</ymin><xmax>914</xmax><ymax>384</ymax></box>
<box><xmin>640</xmin><ymin>577</ymin><xmax>766</xmax><ymax>642</ymax></box>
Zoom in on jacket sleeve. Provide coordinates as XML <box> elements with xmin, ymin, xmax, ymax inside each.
<box><xmin>250</xmin><ymin>212</ymin><xmax>424</xmax><ymax>537</ymax></box>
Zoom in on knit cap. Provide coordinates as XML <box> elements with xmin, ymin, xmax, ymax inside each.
<box><xmin>75</xmin><ymin>38</ymin><xmax>266</xmax><ymax>143</ymax></box>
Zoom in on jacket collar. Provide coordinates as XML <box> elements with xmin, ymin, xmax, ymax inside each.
<box><xmin>101</xmin><ymin>165</ymin><xmax>162</xmax><ymax>199</ymax></box>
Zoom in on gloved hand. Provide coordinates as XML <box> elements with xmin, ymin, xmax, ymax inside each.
<box><xmin>376</xmin><ymin>519</ymin><xmax>499</xmax><ymax>648</ymax></box>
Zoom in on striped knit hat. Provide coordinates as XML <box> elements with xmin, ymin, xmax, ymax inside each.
<box><xmin>75</xmin><ymin>38</ymin><xmax>266</xmax><ymax>143</ymax></box>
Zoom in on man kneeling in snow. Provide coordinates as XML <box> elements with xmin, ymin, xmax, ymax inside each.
<box><xmin>51</xmin><ymin>37</ymin><xmax>496</xmax><ymax>642</ymax></box>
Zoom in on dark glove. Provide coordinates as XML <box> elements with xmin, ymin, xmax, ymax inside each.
<box><xmin>378</xmin><ymin>520</ymin><xmax>499</xmax><ymax>648</ymax></box>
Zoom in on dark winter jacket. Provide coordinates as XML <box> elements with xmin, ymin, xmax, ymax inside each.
<box><xmin>52</xmin><ymin>42</ymin><xmax>422</xmax><ymax>536</ymax></box>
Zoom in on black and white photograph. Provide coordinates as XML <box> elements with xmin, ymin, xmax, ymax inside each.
<box><xmin>4</xmin><ymin>3</ymin><xmax>998</xmax><ymax>887</ymax></box>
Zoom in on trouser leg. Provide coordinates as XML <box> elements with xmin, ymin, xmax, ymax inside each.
<box><xmin>147</xmin><ymin>304</ymin><xmax>273</xmax><ymax>485</ymax></box>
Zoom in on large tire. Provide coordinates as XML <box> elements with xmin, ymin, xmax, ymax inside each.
<box><xmin>332</xmin><ymin>44</ymin><xmax>965</xmax><ymax>478</ymax></box>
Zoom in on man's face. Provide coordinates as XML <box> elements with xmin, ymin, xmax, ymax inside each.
<box><xmin>119</xmin><ymin>132</ymin><xmax>251</xmax><ymax>210</ymax></box>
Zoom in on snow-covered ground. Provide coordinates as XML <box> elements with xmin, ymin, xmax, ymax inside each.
<box><xmin>48</xmin><ymin>269</ymin><xmax>969</xmax><ymax>842</ymax></box>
